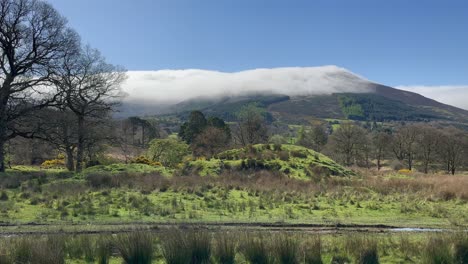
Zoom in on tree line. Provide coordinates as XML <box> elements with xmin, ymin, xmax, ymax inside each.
<box><xmin>318</xmin><ymin>123</ymin><xmax>468</xmax><ymax>175</ymax></box>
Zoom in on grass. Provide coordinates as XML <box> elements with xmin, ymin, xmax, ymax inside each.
<box><xmin>0</xmin><ymin>166</ymin><xmax>466</xmax><ymax>228</ymax></box>
<box><xmin>0</xmin><ymin>230</ymin><xmax>466</xmax><ymax>263</ymax></box>
<box><xmin>273</xmin><ymin>233</ymin><xmax>300</xmax><ymax>264</ymax></box>
<box><xmin>213</xmin><ymin>232</ymin><xmax>237</xmax><ymax>264</ymax></box>
<box><xmin>113</xmin><ymin>231</ymin><xmax>155</xmax><ymax>264</ymax></box>
<box><xmin>240</xmin><ymin>233</ymin><xmax>273</xmax><ymax>264</ymax></box>
<box><xmin>302</xmin><ymin>236</ymin><xmax>323</xmax><ymax>264</ymax></box>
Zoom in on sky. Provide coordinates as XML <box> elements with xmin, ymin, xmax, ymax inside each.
<box><xmin>46</xmin><ymin>0</ymin><xmax>468</xmax><ymax>108</ymax></box>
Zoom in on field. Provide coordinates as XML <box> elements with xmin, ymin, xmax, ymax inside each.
<box><xmin>1</xmin><ymin>145</ymin><xmax>467</xmax><ymax>263</ymax></box>
<box><xmin>0</xmin><ymin>154</ymin><xmax>466</xmax><ymax>229</ymax></box>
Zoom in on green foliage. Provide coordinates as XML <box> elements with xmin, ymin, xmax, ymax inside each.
<box><xmin>147</xmin><ymin>138</ymin><xmax>189</xmax><ymax>168</ymax></box>
<box><xmin>338</xmin><ymin>93</ymin><xmax>446</xmax><ymax>122</ymax></box>
<box><xmin>269</xmin><ymin>134</ymin><xmax>287</xmax><ymax>145</ymax></box>
<box><xmin>339</xmin><ymin>95</ymin><xmax>365</xmax><ymax>119</ymax></box>
<box><xmin>179</xmin><ymin>111</ymin><xmax>208</xmax><ymax>144</ymax></box>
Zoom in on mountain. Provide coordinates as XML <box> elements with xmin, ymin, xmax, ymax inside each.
<box><xmin>117</xmin><ymin>66</ymin><xmax>468</xmax><ymax>126</ymax></box>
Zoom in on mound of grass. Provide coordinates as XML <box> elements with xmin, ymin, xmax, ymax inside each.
<box><xmin>188</xmin><ymin>144</ymin><xmax>354</xmax><ymax>179</ymax></box>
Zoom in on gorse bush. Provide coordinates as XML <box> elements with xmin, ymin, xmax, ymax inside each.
<box><xmin>113</xmin><ymin>231</ymin><xmax>154</xmax><ymax>264</ymax></box>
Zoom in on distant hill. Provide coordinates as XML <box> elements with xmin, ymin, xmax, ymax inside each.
<box><xmin>117</xmin><ymin>66</ymin><xmax>468</xmax><ymax>126</ymax></box>
<box><xmin>269</xmin><ymin>85</ymin><xmax>468</xmax><ymax>124</ymax></box>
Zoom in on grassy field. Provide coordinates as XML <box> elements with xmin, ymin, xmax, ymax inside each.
<box><xmin>0</xmin><ymin>162</ymin><xmax>466</xmax><ymax>229</ymax></box>
<box><xmin>0</xmin><ymin>145</ymin><xmax>467</xmax><ymax>263</ymax></box>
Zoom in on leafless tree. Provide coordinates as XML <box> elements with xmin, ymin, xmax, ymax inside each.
<box><xmin>391</xmin><ymin>125</ymin><xmax>419</xmax><ymax>170</ymax></box>
<box><xmin>372</xmin><ymin>131</ymin><xmax>391</xmax><ymax>170</ymax></box>
<box><xmin>297</xmin><ymin>124</ymin><xmax>328</xmax><ymax>151</ymax></box>
<box><xmin>54</xmin><ymin>46</ymin><xmax>126</xmax><ymax>172</ymax></box>
<box><xmin>327</xmin><ymin>122</ymin><xmax>366</xmax><ymax>166</ymax></box>
<box><xmin>438</xmin><ymin>127</ymin><xmax>466</xmax><ymax>175</ymax></box>
<box><xmin>233</xmin><ymin>104</ymin><xmax>268</xmax><ymax>146</ymax></box>
<box><xmin>192</xmin><ymin>126</ymin><xmax>230</xmax><ymax>158</ymax></box>
<box><xmin>416</xmin><ymin>124</ymin><xmax>441</xmax><ymax>173</ymax></box>
<box><xmin>0</xmin><ymin>0</ymin><xmax>78</xmax><ymax>171</ymax></box>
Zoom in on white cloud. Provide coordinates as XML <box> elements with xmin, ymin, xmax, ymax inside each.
<box><xmin>121</xmin><ymin>65</ymin><xmax>374</xmax><ymax>104</ymax></box>
<box><xmin>396</xmin><ymin>85</ymin><xmax>468</xmax><ymax>110</ymax></box>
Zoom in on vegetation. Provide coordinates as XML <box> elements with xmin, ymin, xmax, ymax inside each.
<box><xmin>0</xmin><ymin>230</ymin><xmax>466</xmax><ymax>263</ymax></box>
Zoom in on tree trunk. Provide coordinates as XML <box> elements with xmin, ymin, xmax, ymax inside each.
<box><xmin>65</xmin><ymin>147</ymin><xmax>74</xmax><ymax>171</ymax></box>
<box><xmin>0</xmin><ymin>139</ymin><xmax>5</xmax><ymax>172</ymax></box>
<box><xmin>407</xmin><ymin>154</ymin><xmax>413</xmax><ymax>170</ymax></box>
<box><xmin>75</xmin><ymin>116</ymin><xmax>85</xmax><ymax>172</ymax></box>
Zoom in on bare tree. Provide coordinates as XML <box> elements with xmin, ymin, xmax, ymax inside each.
<box><xmin>233</xmin><ymin>104</ymin><xmax>268</xmax><ymax>146</ymax></box>
<box><xmin>54</xmin><ymin>46</ymin><xmax>126</xmax><ymax>172</ymax></box>
<box><xmin>416</xmin><ymin>125</ymin><xmax>440</xmax><ymax>174</ymax></box>
<box><xmin>439</xmin><ymin>127</ymin><xmax>466</xmax><ymax>175</ymax></box>
<box><xmin>391</xmin><ymin>125</ymin><xmax>419</xmax><ymax>170</ymax></box>
<box><xmin>0</xmin><ymin>0</ymin><xmax>78</xmax><ymax>171</ymax></box>
<box><xmin>327</xmin><ymin>122</ymin><xmax>366</xmax><ymax>166</ymax></box>
<box><xmin>297</xmin><ymin>124</ymin><xmax>328</xmax><ymax>151</ymax></box>
<box><xmin>372</xmin><ymin>131</ymin><xmax>391</xmax><ymax>170</ymax></box>
<box><xmin>192</xmin><ymin>126</ymin><xmax>230</xmax><ymax>158</ymax></box>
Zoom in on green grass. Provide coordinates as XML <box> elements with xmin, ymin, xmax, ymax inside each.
<box><xmin>82</xmin><ymin>163</ymin><xmax>173</xmax><ymax>176</ymax></box>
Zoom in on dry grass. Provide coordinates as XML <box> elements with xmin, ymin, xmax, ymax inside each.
<box><xmin>362</xmin><ymin>172</ymin><xmax>468</xmax><ymax>201</ymax></box>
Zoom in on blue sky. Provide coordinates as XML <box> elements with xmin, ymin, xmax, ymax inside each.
<box><xmin>47</xmin><ymin>0</ymin><xmax>468</xmax><ymax>87</ymax></box>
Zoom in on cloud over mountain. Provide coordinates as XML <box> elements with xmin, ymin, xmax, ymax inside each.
<box><xmin>121</xmin><ymin>66</ymin><xmax>374</xmax><ymax>103</ymax></box>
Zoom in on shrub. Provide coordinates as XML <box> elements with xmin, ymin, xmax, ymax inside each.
<box><xmin>41</xmin><ymin>158</ymin><xmax>65</xmax><ymax>169</ymax></box>
<box><xmin>86</xmin><ymin>173</ymin><xmax>113</xmax><ymax>188</ymax></box>
<box><xmin>130</xmin><ymin>156</ymin><xmax>162</xmax><ymax>166</ymax></box>
<box><xmin>278</xmin><ymin>151</ymin><xmax>289</xmax><ymax>161</ymax></box>
<box><xmin>114</xmin><ymin>231</ymin><xmax>154</xmax><ymax>264</ymax></box>
<box><xmin>0</xmin><ymin>191</ymin><xmax>7</xmax><ymax>201</ymax></box>
<box><xmin>290</xmin><ymin>150</ymin><xmax>307</xmax><ymax>159</ymax></box>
